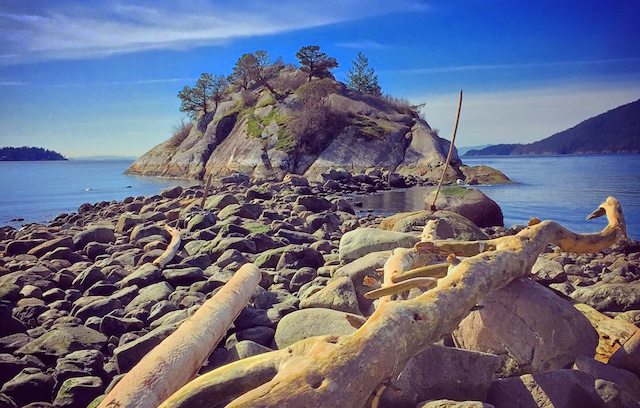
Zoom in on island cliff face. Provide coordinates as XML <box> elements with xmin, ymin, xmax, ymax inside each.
<box><xmin>126</xmin><ymin>66</ymin><xmax>468</xmax><ymax>182</ymax></box>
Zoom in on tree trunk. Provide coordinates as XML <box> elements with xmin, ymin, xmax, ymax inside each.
<box><xmin>159</xmin><ymin>197</ymin><xmax>626</xmax><ymax>408</ymax></box>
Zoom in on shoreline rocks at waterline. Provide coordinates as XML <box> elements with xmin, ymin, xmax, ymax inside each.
<box><xmin>0</xmin><ymin>172</ymin><xmax>638</xmax><ymax>407</ymax></box>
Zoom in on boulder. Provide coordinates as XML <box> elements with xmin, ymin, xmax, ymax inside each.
<box><xmin>159</xmin><ymin>185</ymin><xmax>183</xmax><ymax>199</ymax></box>
<box><xmin>424</xmin><ymin>187</ymin><xmax>503</xmax><ymax>228</ymax></box>
<box><xmin>0</xmin><ymin>367</ymin><xmax>54</xmax><ymax>406</ymax></box>
<box><xmin>299</xmin><ymin>276</ymin><xmax>361</xmax><ymax>315</ymax></box>
<box><xmin>608</xmin><ymin>327</ymin><xmax>640</xmax><ymax>379</ymax></box>
<box><xmin>124</xmin><ymin>281</ymin><xmax>174</xmax><ymax>313</ymax></box>
<box><xmin>52</xmin><ymin>376</ymin><xmax>104</xmax><ymax>408</ymax></box>
<box><xmin>339</xmin><ymin>228</ymin><xmax>418</xmax><ymax>264</ymax></box>
<box><xmin>16</xmin><ymin>324</ymin><xmax>107</xmax><ymax>364</ymax></box>
<box><xmin>333</xmin><ymin>251</ymin><xmax>389</xmax><ymax>315</ymax></box>
<box><xmin>113</xmin><ymin>322</ymin><xmax>179</xmax><ymax>374</ymax></box>
<box><xmin>27</xmin><ymin>236</ymin><xmax>75</xmax><ymax>258</ymax></box>
<box><xmin>453</xmin><ymin>278</ymin><xmax>598</xmax><ymax>376</ymax></box>
<box><xmin>380</xmin><ymin>345</ymin><xmax>503</xmax><ymax>408</ymax></box>
<box><xmin>275</xmin><ymin>245</ymin><xmax>325</xmax><ymax>271</ymax></box>
<box><xmin>486</xmin><ymin>369</ymin><xmax>640</xmax><ymax>408</ymax></box>
<box><xmin>571</xmin><ymin>282</ymin><xmax>640</xmax><ymax>312</ymax></box>
<box><xmin>73</xmin><ymin>226</ymin><xmax>116</xmax><ymax>250</ymax></box>
<box><xmin>573</xmin><ymin>354</ymin><xmax>640</xmax><ymax>401</ymax></box>
<box><xmin>379</xmin><ymin>209</ymin><xmax>488</xmax><ymax>240</ymax></box>
<box><xmin>274</xmin><ymin>308</ymin><xmax>360</xmax><ymax>349</ymax></box>
<box><xmin>294</xmin><ymin>195</ymin><xmax>332</xmax><ymax>212</ymax></box>
<box><xmin>459</xmin><ymin>165</ymin><xmax>513</xmax><ymax>185</ymax></box>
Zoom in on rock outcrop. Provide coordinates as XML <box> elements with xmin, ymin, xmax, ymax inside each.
<box><xmin>126</xmin><ymin>66</ymin><xmax>472</xmax><ymax>183</ymax></box>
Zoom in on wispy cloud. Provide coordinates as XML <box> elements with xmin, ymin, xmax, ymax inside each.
<box><xmin>0</xmin><ymin>0</ymin><xmax>427</xmax><ymax>64</ymax></box>
<box><xmin>0</xmin><ymin>81</ymin><xmax>27</xmax><ymax>86</ymax></box>
<box><xmin>336</xmin><ymin>40</ymin><xmax>387</xmax><ymax>50</ymax></box>
<box><xmin>384</xmin><ymin>57</ymin><xmax>640</xmax><ymax>75</ymax></box>
<box><xmin>410</xmin><ymin>82</ymin><xmax>640</xmax><ymax>146</ymax></box>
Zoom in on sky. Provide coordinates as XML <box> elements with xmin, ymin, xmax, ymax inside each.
<box><xmin>1</xmin><ymin>0</ymin><xmax>639</xmax><ymax>157</ymax></box>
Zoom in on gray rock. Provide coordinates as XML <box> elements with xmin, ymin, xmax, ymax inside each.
<box><xmin>275</xmin><ymin>245</ymin><xmax>324</xmax><ymax>271</ymax></box>
<box><xmin>118</xmin><ymin>263</ymin><xmax>161</xmax><ymax>289</ymax></box>
<box><xmin>16</xmin><ymin>325</ymin><xmax>107</xmax><ymax>365</ymax></box>
<box><xmin>27</xmin><ymin>236</ymin><xmax>75</xmax><ymax>258</ymax></box>
<box><xmin>204</xmin><ymin>193</ymin><xmax>239</xmax><ymax>211</ymax></box>
<box><xmin>274</xmin><ymin>308</ymin><xmax>360</xmax><ymax>349</ymax></box>
<box><xmin>571</xmin><ymin>282</ymin><xmax>640</xmax><ymax>312</ymax></box>
<box><xmin>453</xmin><ymin>278</ymin><xmax>598</xmax><ymax>376</ymax></box>
<box><xmin>113</xmin><ymin>322</ymin><xmax>179</xmax><ymax>374</ymax></box>
<box><xmin>334</xmin><ymin>250</ymin><xmax>389</xmax><ymax>315</ymax></box>
<box><xmin>73</xmin><ymin>226</ymin><xmax>116</xmax><ymax>250</ymax></box>
<box><xmin>53</xmin><ymin>349</ymin><xmax>105</xmax><ymax>392</ymax></box>
<box><xmin>226</xmin><ymin>326</ymin><xmax>275</xmax><ymax>349</ymax></box>
<box><xmin>71</xmin><ymin>266</ymin><xmax>105</xmax><ymax>291</ymax></box>
<box><xmin>294</xmin><ymin>195</ymin><xmax>332</xmax><ymax>212</ymax></box>
<box><xmin>162</xmin><ymin>267</ymin><xmax>205</xmax><ymax>287</ymax></box>
<box><xmin>4</xmin><ymin>239</ymin><xmax>46</xmax><ymax>257</ymax></box>
<box><xmin>339</xmin><ymin>228</ymin><xmax>418</xmax><ymax>264</ymax></box>
<box><xmin>186</xmin><ymin>212</ymin><xmax>217</xmax><ymax>232</ymax></box>
<box><xmin>380</xmin><ymin>345</ymin><xmax>502</xmax><ymax>407</ymax></box>
<box><xmin>124</xmin><ymin>281</ymin><xmax>174</xmax><ymax>313</ymax></box>
<box><xmin>100</xmin><ymin>314</ymin><xmax>145</xmax><ymax>337</ymax></box>
<box><xmin>532</xmin><ymin>257</ymin><xmax>567</xmax><ymax>284</ymax></box>
<box><xmin>130</xmin><ymin>224</ymin><xmax>169</xmax><ymax>246</ymax></box>
<box><xmin>254</xmin><ymin>289</ymin><xmax>299</xmax><ymax>310</ymax></box>
<box><xmin>299</xmin><ymin>276</ymin><xmax>360</xmax><ymax>315</ymax></box>
<box><xmin>225</xmin><ymin>340</ymin><xmax>273</xmax><ymax>364</ymax></box>
<box><xmin>0</xmin><ymin>354</ymin><xmax>28</xmax><ymax>386</ymax></box>
<box><xmin>289</xmin><ymin>267</ymin><xmax>317</xmax><ymax>292</ymax></box>
<box><xmin>52</xmin><ymin>376</ymin><xmax>103</xmax><ymax>408</ymax></box>
<box><xmin>159</xmin><ymin>185</ymin><xmax>183</xmax><ymax>199</ymax></box>
<box><xmin>0</xmin><ymin>367</ymin><xmax>54</xmax><ymax>406</ymax></box>
<box><xmin>234</xmin><ymin>307</ymin><xmax>277</xmax><ymax>330</ymax></box>
<box><xmin>73</xmin><ymin>298</ymin><xmax>123</xmax><ymax>323</ymax></box>
<box><xmin>573</xmin><ymin>354</ymin><xmax>640</xmax><ymax>401</ymax></box>
<box><xmin>217</xmin><ymin>203</ymin><xmax>258</xmax><ymax>220</ymax></box>
<box><xmin>424</xmin><ymin>187</ymin><xmax>503</xmax><ymax>228</ymax></box>
<box><xmin>486</xmin><ymin>369</ymin><xmax>640</xmax><ymax>408</ymax></box>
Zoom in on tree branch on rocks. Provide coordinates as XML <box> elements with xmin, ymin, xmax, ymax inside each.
<box><xmin>152</xmin><ymin>225</ymin><xmax>182</xmax><ymax>269</ymax></box>
<box><xmin>158</xmin><ymin>196</ymin><xmax>626</xmax><ymax>408</ymax></box>
<box><xmin>98</xmin><ymin>264</ymin><xmax>261</xmax><ymax>408</ymax></box>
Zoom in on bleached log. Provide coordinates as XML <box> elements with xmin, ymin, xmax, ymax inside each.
<box><xmin>153</xmin><ymin>224</ymin><xmax>182</xmax><ymax>269</ymax></box>
<box><xmin>98</xmin><ymin>263</ymin><xmax>261</xmax><ymax>408</ymax></box>
<box><xmin>160</xmin><ymin>197</ymin><xmax>626</xmax><ymax>408</ymax></box>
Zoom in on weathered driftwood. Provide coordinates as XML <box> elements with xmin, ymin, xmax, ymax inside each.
<box><xmin>98</xmin><ymin>264</ymin><xmax>261</xmax><ymax>408</ymax></box>
<box><xmin>152</xmin><ymin>224</ymin><xmax>182</xmax><ymax>269</ymax></box>
<box><xmin>160</xmin><ymin>196</ymin><xmax>625</xmax><ymax>408</ymax></box>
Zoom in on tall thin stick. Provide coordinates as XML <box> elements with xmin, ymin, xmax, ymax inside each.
<box><xmin>430</xmin><ymin>89</ymin><xmax>463</xmax><ymax>211</ymax></box>
<box><xmin>201</xmin><ymin>173</ymin><xmax>213</xmax><ymax>209</ymax></box>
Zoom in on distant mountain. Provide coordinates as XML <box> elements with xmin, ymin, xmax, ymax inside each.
<box><xmin>0</xmin><ymin>146</ymin><xmax>67</xmax><ymax>161</ymax></box>
<box><xmin>464</xmin><ymin>99</ymin><xmax>640</xmax><ymax>156</ymax></box>
<box><xmin>456</xmin><ymin>144</ymin><xmax>492</xmax><ymax>156</ymax></box>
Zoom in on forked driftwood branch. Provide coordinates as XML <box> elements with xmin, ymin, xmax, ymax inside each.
<box><xmin>98</xmin><ymin>264</ymin><xmax>261</xmax><ymax>408</ymax></box>
<box><xmin>157</xmin><ymin>196</ymin><xmax>626</xmax><ymax>408</ymax></box>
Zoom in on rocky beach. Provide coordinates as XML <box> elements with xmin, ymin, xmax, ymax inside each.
<box><xmin>0</xmin><ymin>169</ymin><xmax>639</xmax><ymax>408</ymax></box>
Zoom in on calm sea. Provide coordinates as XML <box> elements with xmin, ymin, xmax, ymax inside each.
<box><xmin>1</xmin><ymin>156</ymin><xmax>638</xmax><ymax>240</ymax></box>
<box><xmin>355</xmin><ymin>155</ymin><xmax>640</xmax><ymax>241</ymax></box>
<box><xmin>0</xmin><ymin>159</ymin><xmax>200</xmax><ymax>228</ymax></box>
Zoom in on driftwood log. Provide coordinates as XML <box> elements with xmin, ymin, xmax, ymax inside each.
<box><xmin>153</xmin><ymin>224</ymin><xmax>182</xmax><ymax>269</ymax></box>
<box><xmin>98</xmin><ymin>264</ymin><xmax>261</xmax><ymax>408</ymax></box>
<box><xmin>156</xmin><ymin>196</ymin><xmax>626</xmax><ymax>408</ymax></box>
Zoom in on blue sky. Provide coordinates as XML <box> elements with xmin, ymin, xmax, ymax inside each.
<box><xmin>1</xmin><ymin>0</ymin><xmax>639</xmax><ymax>157</ymax></box>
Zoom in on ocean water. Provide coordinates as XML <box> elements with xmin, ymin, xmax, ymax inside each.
<box><xmin>1</xmin><ymin>156</ymin><xmax>638</xmax><ymax>241</ymax></box>
<box><xmin>355</xmin><ymin>155</ymin><xmax>640</xmax><ymax>240</ymax></box>
<box><xmin>0</xmin><ymin>159</ymin><xmax>200</xmax><ymax>228</ymax></box>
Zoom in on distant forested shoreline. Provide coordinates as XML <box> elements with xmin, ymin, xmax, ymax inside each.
<box><xmin>0</xmin><ymin>147</ymin><xmax>67</xmax><ymax>161</ymax></box>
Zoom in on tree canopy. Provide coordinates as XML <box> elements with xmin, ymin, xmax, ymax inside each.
<box><xmin>346</xmin><ymin>52</ymin><xmax>382</xmax><ymax>96</ymax></box>
<box><xmin>296</xmin><ymin>45</ymin><xmax>338</xmax><ymax>82</ymax></box>
<box><xmin>177</xmin><ymin>73</ymin><xmax>227</xmax><ymax>118</ymax></box>
<box><xmin>232</xmin><ymin>50</ymin><xmax>281</xmax><ymax>99</ymax></box>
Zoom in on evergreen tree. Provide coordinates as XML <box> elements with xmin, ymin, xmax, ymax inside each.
<box><xmin>178</xmin><ymin>73</ymin><xmax>225</xmax><ymax>118</ymax></box>
<box><xmin>232</xmin><ymin>50</ymin><xmax>281</xmax><ymax>99</ymax></box>
<box><xmin>296</xmin><ymin>45</ymin><xmax>339</xmax><ymax>82</ymax></box>
<box><xmin>346</xmin><ymin>52</ymin><xmax>382</xmax><ymax>96</ymax></box>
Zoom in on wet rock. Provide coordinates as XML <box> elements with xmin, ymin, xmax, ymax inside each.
<box><xmin>339</xmin><ymin>228</ymin><xmax>418</xmax><ymax>264</ymax></box>
<box><xmin>274</xmin><ymin>308</ymin><xmax>360</xmax><ymax>349</ymax></box>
